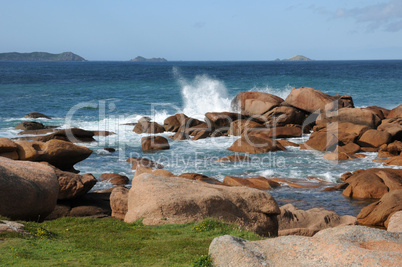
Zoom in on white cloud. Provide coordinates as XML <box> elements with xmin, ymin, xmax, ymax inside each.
<box><xmin>334</xmin><ymin>0</ymin><xmax>402</xmax><ymax>32</ymax></box>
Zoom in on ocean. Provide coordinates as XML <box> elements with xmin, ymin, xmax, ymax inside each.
<box><xmin>1</xmin><ymin>60</ymin><xmax>401</xmax><ymax>216</ymax></box>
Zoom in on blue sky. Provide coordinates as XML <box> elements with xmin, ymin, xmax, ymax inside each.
<box><xmin>1</xmin><ymin>0</ymin><xmax>401</xmax><ymax>60</ymax></box>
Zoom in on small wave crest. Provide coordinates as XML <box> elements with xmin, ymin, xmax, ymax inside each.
<box><xmin>173</xmin><ymin>67</ymin><xmax>232</xmax><ymax>118</ymax></box>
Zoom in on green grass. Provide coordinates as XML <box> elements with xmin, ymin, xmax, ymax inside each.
<box><xmin>0</xmin><ymin>217</ymin><xmax>262</xmax><ymax>266</ymax></box>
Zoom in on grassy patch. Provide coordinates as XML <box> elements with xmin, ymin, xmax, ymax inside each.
<box><xmin>0</xmin><ymin>217</ymin><xmax>262</xmax><ymax>266</ymax></box>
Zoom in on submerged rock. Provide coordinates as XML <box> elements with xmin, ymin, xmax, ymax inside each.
<box><xmin>24</xmin><ymin>112</ymin><xmax>51</xmax><ymax>119</ymax></box>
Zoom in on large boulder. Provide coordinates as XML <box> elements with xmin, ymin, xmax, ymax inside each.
<box><xmin>277</xmin><ymin>204</ymin><xmax>357</xmax><ymax>236</ymax></box>
<box><xmin>0</xmin><ymin>157</ymin><xmax>59</xmax><ymax>220</ymax></box>
<box><xmin>53</xmin><ymin>167</ymin><xmax>97</xmax><ymax>200</ymax></box>
<box><xmin>0</xmin><ymin>138</ymin><xmax>19</xmax><ymax>160</ymax></box>
<box><xmin>228</xmin><ymin>136</ymin><xmax>286</xmax><ymax>154</ymax></box>
<box><xmin>387</xmin><ymin>211</ymin><xmax>402</xmax><ymax>232</ymax></box>
<box><xmin>302</xmin><ymin>131</ymin><xmax>341</xmax><ymax>151</ymax></box>
<box><xmin>32</xmin><ymin>128</ymin><xmax>96</xmax><ymax>143</ymax></box>
<box><xmin>99</xmin><ymin>173</ymin><xmax>130</xmax><ymax>185</ymax></box>
<box><xmin>387</xmin><ymin>104</ymin><xmax>402</xmax><ymax>119</ymax></box>
<box><xmin>133</xmin><ymin>117</ymin><xmax>164</xmax><ymax>134</ymax></box>
<box><xmin>163</xmin><ymin>113</ymin><xmax>202</xmax><ymax>132</ymax></box>
<box><xmin>205</xmin><ymin>112</ymin><xmax>244</xmax><ymax>131</ymax></box>
<box><xmin>227</xmin><ymin>119</ymin><xmax>263</xmax><ymax>136</ymax></box>
<box><xmin>342</xmin><ymin>168</ymin><xmax>402</xmax><ymax>199</ymax></box>
<box><xmin>318</xmin><ymin>108</ymin><xmax>382</xmax><ymax>128</ymax></box>
<box><xmin>15</xmin><ymin>121</ymin><xmax>46</xmax><ymax>131</ymax></box>
<box><xmin>245</xmin><ymin>126</ymin><xmax>302</xmax><ymax>139</ymax></box>
<box><xmin>357</xmin><ymin>189</ymin><xmax>402</xmax><ymax>227</ymax></box>
<box><xmin>378</xmin><ymin>118</ymin><xmax>402</xmax><ymax>141</ymax></box>
<box><xmin>358</xmin><ymin>129</ymin><xmax>392</xmax><ymax>148</ymax></box>
<box><xmin>110</xmin><ymin>186</ymin><xmax>129</xmax><ymax>220</ymax></box>
<box><xmin>260</xmin><ymin>105</ymin><xmax>308</xmax><ymax>127</ymax></box>
<box><xmin>141</xmin><ymin>136</ymin><xmax>170</xmax><ymax>151</ymax></box>
<box><xmin>284</xmin><ymin>87</ymin><xmax>338</xmax><ymax>113</ymax></box>
<box><xmin>24</xmin><ymin>112</ymin><xmax>51</xmax><ymax>119</ymax></box>
<box><xmin>124</xmin><ymin>173</ymin><xmax>280</xmax><ymax>237</ymax></box>
<box><xmin>231</xmin><ymin>91</ymin><xmax>284</xmax><ymax>115</ymax></box>
<box><xmin>209</xmin><ymin>226</ymin><xmax>402</xmax><ymax>266</ymax></box>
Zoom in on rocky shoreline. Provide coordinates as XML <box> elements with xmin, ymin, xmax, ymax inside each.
<box><xmin>1</xmin><ymin>86</ymin><xmax>401</xmax><ymax>265</ymax></box>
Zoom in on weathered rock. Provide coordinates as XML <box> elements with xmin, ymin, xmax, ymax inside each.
<box><xmin>67</xmin><ymin>192</ymin><xmax>111</xmax><ymax>218</ymax></box>
<box><xmin>276</xmin><ymin>139</ymin><xmax>299</xmax><ymax>147</ymax></box>
<box><xmin>382</xmin><ymin>155</ymin><xmax>402</xmax><ymax>166</ymax></box>
<box><xmin>228</xmin><ymin>119</ymin><xmax>263</xmax><ymax>136</ymax></box>
<box><xmin>163</xmin><ymin>113</ymin><xmax>202</xmax><ymax>132</ymax></box>
<box><xmin>387</xmin><ymin>211</ymin><xmax>402</xmax><ymax>232</ymax></box>
<box><xmin>24</xmin><ymin>112</ymin><xmax>51</xmax><ymax>119</ymax></box>
<box><xmin>216</xmin><ymin>154</ymin><xmax>251</xmax><ymax>162</ymax></box>
<box><xmin>0</xmin><ymin>220</ymin><xmax>25</xmax><ymax>233</ymax></box>
<box><xmin>365</xmin><ymin>106</ymin><xmax>390</xmax><ymax>120</ymax></box>
<box><xmin>192</xmin><ymin>129</ymin><xmax>211</xmax><ymax>140</ymax></box>
<box><xmin>126</xmin><ymin>156</ymin><xmax>164</xmax><ymax>169</ymax></box>
<box><xmin>179</xmin><ymin>173</ymin><xmax>224</xmax><ymax>185</ymax></box>
<box><xmin>32</xmin><ymin>128</ymin><xmax>96</xmax><ymax>143</ymax></box>
<box><xmin>342</xmin><ymin>168</ymin><xmax>402</xmax><ymax>199</ymax></box>
<box><xmin>323</xmin><ymin>182</ymin><xmax>349</xmax><ymax>191</ymax></box>
<box><xmin>56</xmin><ymin>169</ymin><xmax>97</xmax><ymax>200</ymax></box>
<box><xmin>15</xmin><ymin>121</ymin><xmax>46</xmax><ymax>131</ymax></box>
<box><xmin>110</xmin><ymin>186</ymin><xmax>129</xmax><ymax>220</ymax></box>
<box><xmin>358</xmin><ymin>129</ymin><xmax>392</xmax><ymax>148</ymax></box>
<box><xmin>245</xmin><ymin>126</ymin><xmax>302</xmax><ymax>139</ymax></box>
<box><xmin>133</xmin><ymin>117</ymin><xmax>165</xmax><ymax>134</ymax></box>
<box><xmin>357</xmin><ymin>189</ymin><xmax>402</xmax><ymax>227</ymax></box>
<box><xmin>40</xmin><ymin>139</ymin><xmax>92</xmax><ymax>171</ymax></box>
<box><xmin>0</xmin><ymin>138</ymin><xmax>18</xmax><ymax>159</ymax></box>
<box><xmin>223</xmin><ymin>176</ymin><xmax>280</xmax><ymax>190</ymax></box>
<box><xmin>277</xmin><ymin>204</ymin><xmax>357</xmax><ymax>236</ymax></box>
<box><xmin>99</xmin><ymin>173</ymin><xmax>130</xmax><ymax>185</ymax></box>
<box><xmin>17</xmin><ymin>128</ymin><xmax>57</xmax><ymax>136</ymax></box>
<box><xmin>303</xmin><ymin>131</ymin><xmax>341</xmax><ymax>151</ymax></box>
<box><xmin>209</xmin><ymin>226</ymin><xmax>402</xmax><ymax>267</ymax></box>
<box><xmin>318</xmin><ymin>108</ymin><xmax>382</xmax><ymax>128</ymax></box>
<box><xmin>320</xmin><ymin>121</ymin><xmax>370</xmax><ymax>138</ymax></box>
<box><xmin>228</xmin><ymin>136</ymin><xmax>286</xmax><ymax>154</ymax></box>
<box><xmin>260</xmin><ymin>105</ymin><xmax>308</xmax><ymax>127</ymax></box>
<box><xmin>323</xmin><ymin>152</ymin><xmax>356</xmax><ymax>161</ymax></box>
<box><xmin>141</xmin><ymin>136</ymin><xmax>170</xmax><ymax>151</ymax></box>
<box><xmin>284</xmin><ymin>87</ymin><xmax>338</xmax><ymax>113</ymax></box>
<box><xmin>93</xmin><ymin>130</ymin><xmax>115</xmax><ymax>137</ymax></box>
<box><xmin>335</xmin><ymin>94</ymin><xmax>355</xmax><ymax>108</ymax></box>
<box><xmin>205</xmin><ymin>112</ymin><xmax>244</xmax><ymax>131</ymax></box>
<box><xmin>335</xmin><ymin>143</ymin><xmax>361</xmax><ymax>154</ymax></box>
<box><xmin>0</xmin><ymin>157</ymin><xmax>59</xmax><ymax>221</ymax></box>
<box><xmin>387</xmin><ymin>104</ymin><xmax>402</xmax><ymax>118</ymax></box>
<box><xmin>125</xmin><ymin>173</ymin><xmax>280</xmax><ymax>237</ymax></box>
<box><xmin>231</xmin><ymin>91</ymin><xmax>284</xmax><ymax>115</ymax></box>
<box><xmin>378</xmin><ymin>117</ymin><xmax>402</xmax><ymax>141</ymax></box>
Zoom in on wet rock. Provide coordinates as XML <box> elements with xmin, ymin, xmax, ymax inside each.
<box><xmin>245</xmin><ymin>126</ymin><xmax>302</xmax><ymax>139</ymax></box>
<box><xmin>231</xmin><ymin>91</ymin><xmax>284</xmax><ymax>115</ymax></box>
<box><xmin>205</xmin><ymin>112</ymin><xmax>244</xmax><ymax>131</ymax></box>
<box><xmin>133</xmin><ymin>117</ymin><xmax>165</xmax><ymax>134</ymax></box>
<box><xmin>99</xmin><ymin>173</ymin><xmax>130</xmax><ymax>185</ymax></box>
<box><xmin>141</xmin><ymin>136</ymin><xmax>170</xmax><ymax>151</ymax></box>
<box><xmin>127</xmin><ymin>156</ymin><xmax>164</xmax><ymax>169</ymax></box>
<box><xmin>15</xmin><ymin>121</ymin><xmax>46</xmax><ymax>131</ymax></box>
<box><xmin>223</xmin><ymin>176</ymin><xmax>280</xmax><ymax>190</ymax></box>
<box><xmin>228</xmin><ymin>119</ymin><xmax>263</xmax><ymax>136</ymax></box>
<box><xmin>228</xmin><ymin>136</ymin><xmax>286</xmax><ymax>154</ymax></box>
<box><xmin>125</xmin><ymin>173</ymin><xmax>280</xmax><ymax>237</ymax></box>
<box><xmin>134</xmin><ymin>165</ymin><xmax>174</xmax><ymax>178</ymax></box>
<box><xmin>24</xmin><ymin>112</ymin><xmax>51</xmax><ymax>119</ymax></box>
<box><xmin>163</xmin><ymin>113</ymin><xmax>202</xmax><ymax>132</ymax></box>
<box><xmin>261</xmin><ymin>105</ymin><xmax>308</xmax><ymax>127</ymax></box>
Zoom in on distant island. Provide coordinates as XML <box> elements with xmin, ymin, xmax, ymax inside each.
<box><xmin>130</xmin><ymin>56</ymin><xmax>167</xmax><ymax>62</ymax></box>
<box><xmin>280</xmin><ymin>55</ymin><xmax>313</xmax><ymax>61</ymax></box>
<box><xmin>0</xmin><ymin>52</ymin><xmax>86</xmax><ymax>61</ymax></box>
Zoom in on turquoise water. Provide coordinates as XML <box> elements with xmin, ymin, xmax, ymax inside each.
<box><xmin>1</xmin><ymin>60</ymin><xmax>401</xmax><ymax>215</ymax></box>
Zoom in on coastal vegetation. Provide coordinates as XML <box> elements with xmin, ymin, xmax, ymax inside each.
<box><xmin>0</xmin><ymin>217</ymin><xmax>261</xmax><ymax>266</ymax></box>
